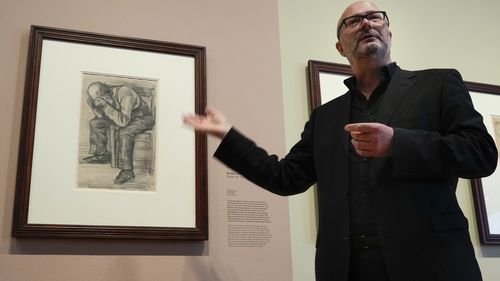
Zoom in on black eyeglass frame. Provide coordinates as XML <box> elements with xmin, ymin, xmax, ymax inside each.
<box><xmin>336</xmin><ymin>11</ymin><xmax>389</xmax><ymax>39</ymax></box>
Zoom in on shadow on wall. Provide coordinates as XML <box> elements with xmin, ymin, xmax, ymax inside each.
<box><xmin>480</xmin><ymin>246</ymin><xmax>500</xmax><ymax>258</ymax></box>
<box><xmin>182</xmin><ymin>256</ymin><xmax>242</xmax><ymax>281</ymax></box>
<box><xmin>10</xmin><ymin>238</ymin><xmax>207</xmax><ymax>256</ymax></box>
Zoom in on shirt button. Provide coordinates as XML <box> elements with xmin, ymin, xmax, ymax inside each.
<box><xmin>362</xmin><ymin>158</ymin><xmax>368</xmax><ymax>163</ymax></box>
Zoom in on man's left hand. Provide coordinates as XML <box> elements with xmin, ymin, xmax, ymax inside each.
<box><xmin>93</xmin><ymin>98</ymin><xmax>107</xmax><ymax>107</ymax></box>
<box><xmin>344</xmin><ymin>122</ymin><xmax>394</xmax><ymax>158</ymax></box>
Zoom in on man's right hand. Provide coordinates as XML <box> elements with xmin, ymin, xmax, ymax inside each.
<box><xmin>183</xmin><ymin>107</ymin><xmax>232</xmax><ymax>139</ymax></box>
<box><xmin>87</xmin><ymin>97</ymin><xmax>104</xmax><ymax>118</ymax></box>
<box><xmin>87</xmin><ymin>97</ymin><xmax>96</xmax><ymax>108</ymax></box>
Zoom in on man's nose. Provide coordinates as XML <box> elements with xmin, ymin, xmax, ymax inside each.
<box><xmin>359</xmin><ymin>17</ymin><xmax>372</xmax><ymax>29</ymax></box>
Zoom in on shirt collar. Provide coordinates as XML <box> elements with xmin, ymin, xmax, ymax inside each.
<box><xmin>343</xmin><ymin>62</ymin><xmax>399</xmax><ymax>91</ymax></box>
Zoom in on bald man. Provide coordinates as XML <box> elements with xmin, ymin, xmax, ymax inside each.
<box><xmin>184</xmin><ymin>2</ymin><xmax>497</xmax><ymax>280</ymax></box>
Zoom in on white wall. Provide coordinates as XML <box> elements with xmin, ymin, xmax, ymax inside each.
<box><xmin>278</xmin><ymin>1</ymin><xmax>500</xmax><ymax>280</ymax></box>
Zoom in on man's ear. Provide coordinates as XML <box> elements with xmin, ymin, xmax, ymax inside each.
<box><xmin>335</xmin><ymin>41</ymin><xmax>345</xmax><ymax>57</ymax></box>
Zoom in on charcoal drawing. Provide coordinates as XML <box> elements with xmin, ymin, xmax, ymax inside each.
<box><xmin>78</xmin><ymin>73</ymin><xmax>157</xmax><ymax>191</ymax></box>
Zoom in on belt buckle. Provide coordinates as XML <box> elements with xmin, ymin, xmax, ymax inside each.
<box><xmin>358</xmin><ymin>235</ymin><xmax>370</xmax><ymax>250</ymax></box>
<box><xmin>352</xmin><ymin>235</ymin><xmax>379</xmax><ymax>250</ymax></box>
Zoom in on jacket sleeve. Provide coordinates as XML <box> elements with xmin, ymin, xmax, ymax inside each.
<box><xmin>214</xmin><ymin>120</ymin><xmax>317</xmax><ymax>196</ymax></box>
<box><xmin>391</xmin><ymin>69</ymin><xmax>498</xmax><ymax>179</ymax></box>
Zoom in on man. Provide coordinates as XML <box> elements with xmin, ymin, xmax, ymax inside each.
<box><xmin>85</xmin><ymin>81</ymin><xmax>155</xmax><ymax>184</ymax></box>
<box><xmin>183</xmin><ymin>2</ymin><xmax>498</xmax><ymax>281</ymax></box>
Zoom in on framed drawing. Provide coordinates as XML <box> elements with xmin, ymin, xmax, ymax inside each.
<box><xmin>307</xmin><ymin>60</ymin><xmax>352</xmax><ymax>109</ymax></box>
<box><xmin>308</xmin><ymin>60</ymin><xmax>500</xmax><ymax>245</ymax></box>
<box><xmin>467</xmin><ymin>82</ymin><xmax>500</xmax><ymax>244</ymax></box>
<box><xmin>12</xmin><ymin>25</ymin><xmax>208</xmax><ymax>240</ymax></box>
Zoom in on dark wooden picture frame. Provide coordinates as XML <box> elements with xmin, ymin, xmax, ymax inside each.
<box><xmin>307</xmin><ymin>60</ymin><xmax>352</xmax><ymax>110</ymax></box>
<box><xmin>12</xmin><ymin>25</ymin><xmax>208</xmax><ymax>240</ymax></box>
<box><xmin>307</xmin><ymin>59</ymin><xmax>500</xmax><ymax>245</ymax></box>
<box><xmin>467</xmin><ymin>82</ymin><xmax>500</xmax><ymax>245</ymax></box>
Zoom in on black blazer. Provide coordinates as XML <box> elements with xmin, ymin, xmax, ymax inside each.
<box><xmin>215</xmin><ymin>67</ymin><xmax>498</xmax><ymax>281</ymax></box>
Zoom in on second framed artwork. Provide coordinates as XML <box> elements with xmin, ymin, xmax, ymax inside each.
<box><xmin>307</xmin><ymin>59</ymin><xmax>500</xmax><ymax>245</ymax></box>
<box><xmin>12</xmin><ymin>26</ymin><xmax>208</xmax><ymax>240</ymax></box>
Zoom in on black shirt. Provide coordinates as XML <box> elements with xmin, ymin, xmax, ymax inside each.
<box><xmin>344</xmin><ymin>62</ymin><xmax>398</xmax><ymax>236</ymax></box>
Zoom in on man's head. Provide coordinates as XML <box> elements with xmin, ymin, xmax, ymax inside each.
<box><xmin>87</xmin><ymin>82</ymin><xmax>113</xmax><ymax>100</ymax></box>
<box><xmin>335</xmin><ymin>1</ymin><xmax>392</xmax><ymax>64</ymax></box>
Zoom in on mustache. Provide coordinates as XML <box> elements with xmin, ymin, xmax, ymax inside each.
<box><xmin>356</xmin><ymin>30</ymin><xmax>381</xmax><ymax>42</ymax></box>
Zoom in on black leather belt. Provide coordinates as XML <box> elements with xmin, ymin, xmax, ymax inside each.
<box><xmin>351</xmin><ymin>235</ymin><xmax>380</xmax><ymax>250</ymax></box>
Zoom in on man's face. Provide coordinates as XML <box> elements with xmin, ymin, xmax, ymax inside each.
<box><xmin>88</xmin><ymin>83</ymin><xmax>113</xmax><ymax>105</ymax></box>
<box><xmin>87</xmin><ymin>84</ymin><xmax>101</xmax><ymax>101</ymax></box>
<box><xmin>336</xmin><ymin>2</ymin><xmax>391</xmax><ymax>61</ymax></box>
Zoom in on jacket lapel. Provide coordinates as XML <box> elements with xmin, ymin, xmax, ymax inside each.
<box><xmin>376</xmin><ymin>69</ymin><xmax>416</xmax><ymax>124</ymax></box>
<box><xmin>334</xmin><ymin>69</ymin><xmax>415</xmax><ymax>157</ymax></box>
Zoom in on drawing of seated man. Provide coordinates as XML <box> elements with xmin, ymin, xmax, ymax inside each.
<box><xmin>83</xmin><ymin>81</ymin><xmax>155</xmax><ymax>184</ymax></box>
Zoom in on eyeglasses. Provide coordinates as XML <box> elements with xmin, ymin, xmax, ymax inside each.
<box><xmin>337</xmin><ymin>11</ymin><xmax>389</xmax><ymax>39</ymax></box>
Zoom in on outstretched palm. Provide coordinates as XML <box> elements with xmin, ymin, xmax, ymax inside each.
<box><xmin>183</xmin><ymin>107</ymin><xmax>231</xmax><ymax>139</ymax></box>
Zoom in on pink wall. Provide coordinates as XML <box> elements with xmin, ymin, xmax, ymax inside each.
<box><xmin>0</xmin><ymin>0</ymin><xmax>290</xmax><ymax>280</ymax></box>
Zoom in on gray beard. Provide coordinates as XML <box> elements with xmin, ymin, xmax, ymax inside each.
<box><xmin>354</xmin><ymin>42</ymin><xmax>389</xmax><ymax>59</ymax></box>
